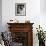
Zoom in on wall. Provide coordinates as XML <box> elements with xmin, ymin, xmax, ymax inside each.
<box><xmin>2</xmin><ymin>0</ymin><xmax>46</xmax><ymax>46</ymax></box>
<box><xmin>0</xmin><ymin>0</ymin><xmax>2</xmax><ymax>32</ymax></box>
<box><xmin>2</xmin><ymin>0</ymin><xmax>40</xmax><ymax>30</ymax></box>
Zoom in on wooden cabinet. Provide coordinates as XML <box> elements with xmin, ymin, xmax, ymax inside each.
<box><xmin>7</xmin><ymin>23</ymin><xmax>34</xmax><ymax>46</ymax></box>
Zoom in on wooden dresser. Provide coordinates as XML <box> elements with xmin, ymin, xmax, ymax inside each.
<box><xmin>7</xmin><ymin>23</ymin><xmax>34</xmax><ymax>46</ymax></box>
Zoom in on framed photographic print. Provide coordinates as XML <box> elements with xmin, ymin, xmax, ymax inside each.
<box><xmin>15</xmin><ymin>3</ymin><xmax>26</xmax><ymax>16</ymax></box>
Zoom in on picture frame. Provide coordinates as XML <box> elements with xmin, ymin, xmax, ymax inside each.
<box><xmin>15</xmin><ymin>3</ymin><xmax>26</xmax><ymax>16</ymax></box>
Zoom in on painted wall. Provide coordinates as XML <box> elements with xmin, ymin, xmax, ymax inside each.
<box><xmin>2</xmin><ymin>0</ymin><xmax>40</xmax><ymax>31</ymax></box>
<box><xmin>2</xmin><ymin>0</ymin><xmax>46</xmax><ymax>46</ymax></box>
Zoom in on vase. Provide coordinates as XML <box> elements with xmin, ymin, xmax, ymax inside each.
<box><xmin>39</xmin><ymin>40</ymin><xmax>45</xmax><ymax>46</ymax></box>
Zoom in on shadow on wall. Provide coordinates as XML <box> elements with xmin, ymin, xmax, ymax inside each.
<box><xmin>40</xmin><ymin>0</ymin><xmax>46</xmax><ymax>14</ymax></box>
<box><xmin>0</xmin><ymin>0</ymin><xmax>2</xmax><ymax>32</ymax></box>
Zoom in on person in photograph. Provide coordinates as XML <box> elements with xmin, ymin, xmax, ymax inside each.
<box><xmin>17</xmin><ymin>4</ymin><xmax>25</xmax><ymax>15</ymax></box>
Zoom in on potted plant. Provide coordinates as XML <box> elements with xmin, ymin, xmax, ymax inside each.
<box><xmin>36</xmin><ymin>25</ymin><xmax>45</xmax><ymax>46</ymax></box>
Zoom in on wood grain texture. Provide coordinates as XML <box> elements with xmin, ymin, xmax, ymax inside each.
<box><xmin>7</xmin><ymin>23</ymin><xmax>34</xmax><ymax>46</ymax></box>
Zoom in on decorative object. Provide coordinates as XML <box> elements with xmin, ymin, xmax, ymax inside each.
<box><xmin>36</xmin><ymin>25</ymin><xmax>45</xmax><ymax>46</ymax></box>
<box><xmin>15</xmin><ymin>3</ymin><xmax>26</xmax><ymax>16</ymax></box>
<box><xmin>8</xmin><ymin>19</ymin><xmax>19</xmax><ymax>23</ymax></box>
<box><xmin>25</xmin><ymin>20</ymin><xmax>30</xmax><ymax>23</ymax></box>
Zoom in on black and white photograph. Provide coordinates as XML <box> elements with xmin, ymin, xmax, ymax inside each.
<box><xmin>15</xmin><ymin>3</ymin><xmax>26</xmax><ymax>16</ymax></box>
